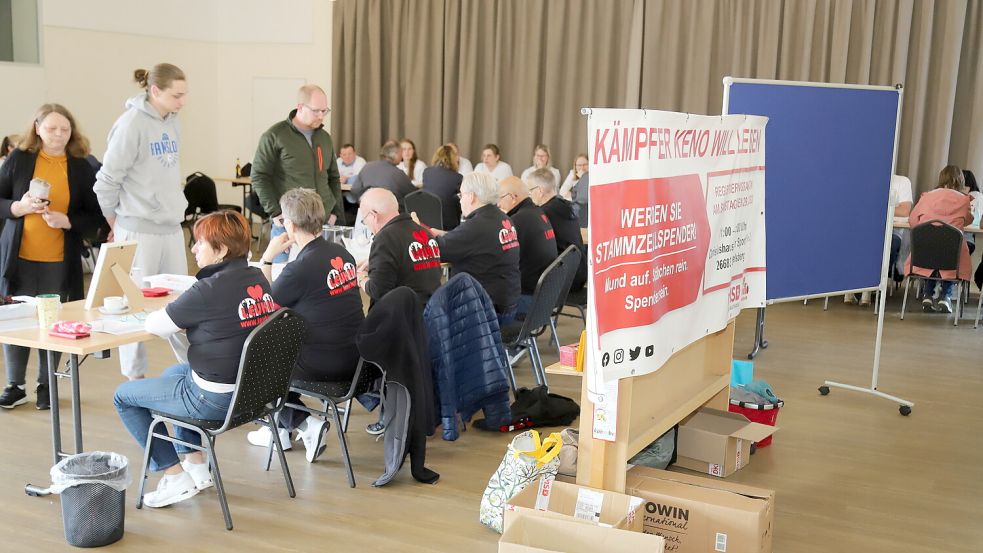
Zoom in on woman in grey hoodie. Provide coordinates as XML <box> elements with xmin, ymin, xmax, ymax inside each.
<box><xmin>94</xmin><ymin>63</ymin><xmax>189</xmax><ymax>380</ymax></box>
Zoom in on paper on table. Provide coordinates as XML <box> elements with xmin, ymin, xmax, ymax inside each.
<box><xmin>0</xmin><ymin>318</ymin><xmax>38</xmax><ymax>332</ymax></box>
<box><xmin>145</xmin><ymin>274</ymin><xmax>197</xmax><ymax>292</ymax></box>
<box><xmin>90</xmin><ymin>313</ymin><xmax>146</xmax><ymax>335</ymax></box>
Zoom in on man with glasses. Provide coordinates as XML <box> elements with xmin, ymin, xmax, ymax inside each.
<box><xmin>351</xmin><ymin>140</ymin><xmax>416</xmax><ymax>211</ymax></box>
<box><xmin>528</xmin><ymin>168</ymin><xmax>587</xmax><ymax>292</ymax></box>
<box><xmin>497</xmin><ymin>176</ymin><xmax>557</xmax><ymax>315</ymax></box>
<box><xmin>252</xmin><ymin>84</ymin><xmax>344</xmax><ymax>261</ymax></box>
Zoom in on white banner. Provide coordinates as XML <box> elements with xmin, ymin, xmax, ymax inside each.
<box><xmin>584</xmin><ymin>109</ymin><xmax>768</xmax><ymax>409</ymax></box>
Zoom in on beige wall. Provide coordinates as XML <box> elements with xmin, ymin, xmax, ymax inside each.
<box><xmin>0</xmin><ymin>0</ymin><xmax>333</xmax><ymax>207</ymax></box>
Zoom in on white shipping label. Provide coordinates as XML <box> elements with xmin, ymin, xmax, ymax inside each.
<box><xmin>574</xmin><ymin>488</ymin><xmax>605</xmax><ymax>523</ymax></box>
<box><xmin>736</xmin><ymin>438</ymin><xmax>744</xmax><ymax>468</ymax></box>
<box><xmin>715</xmin><ymin>532</ymin><xmax>728</xmax><ymax>552</ymax></box>
<box><xmin>627</xmin><ymin>496</ymin><xmax>644</xmax><ymax>524</ymax></box>
<box><xmin>534</xmin><ymin>478</ymin><xmax>553</xmax><ymax>511</ymax></box>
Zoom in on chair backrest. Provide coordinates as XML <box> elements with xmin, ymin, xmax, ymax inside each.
<box><xmin>910</xmin><ymin>220</ymin><xmax>963</xmax><ymax>275</ymax></box>
<box><xmin>517</xmin><ymin>254</ymin><xmax>569</xmax><ymax>340</ymax></box>
<box><xmin>241</xmin><ymin>162</ymin><xmax>252</xmax><ymax>177</ymax></box>
<box><xmin>405</xmin><ymin>189</ymin><xmax>443</xmax><ymax>230</ymax></box>
<box><xmin>218</xmin><ymin>308</ymin><xmax>307</xmax><ymax>432</ymax></box>
<box><xmin>552</xmin><ymin>245</ymin><xmax>582</xmax><ymax>316</ymax></box>
<box><xmin>184</xmin><ymin>172</ymin><xmax>219</xmax><ymax>215</ymax></box>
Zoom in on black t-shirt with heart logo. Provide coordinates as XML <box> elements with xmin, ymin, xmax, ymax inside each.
<box><xmin>365</xmin><ymin>213</ymin><xmax>443</xmax><ymax>305</ymax></box>
<box><xmin>436</xmin><ymin>203</ymin><xmax>520</xmax><ymax>312</ymax></box>
<box><xmin>272</xmin><ymin>237</ymin><xmax>363</xmax><ymax>381</ymax></box>
<box><xmin>166</xmin><ymin>257</ymin><xmax>278</xmax><ymax>384</ymax></box>
<box><xmin>506</xmin><ymin>197</ymin><xmax>558</xmax><ymax>295</ymax></box>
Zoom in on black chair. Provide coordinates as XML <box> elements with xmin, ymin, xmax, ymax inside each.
<box><xmin>545</xmin><ymin>245</ymin><xmax>583</xmax><ymax>351</ymax></box>
<box><xmin>183</xmin><ymin>172</ymin><xmax>242</xmax><ymax>245</ymax></box>
<box><xmin>900</xmin><ymin>220</ymin><xmax>966</xmax><ymax>326</ymax></box>
<box><xmin>404</xmin><ymin>189</ymin><xmax>443</xmax><ymax>230</ymax></box>
<box><xmin>500</xmin><ymin>254</ymin><xmax>570</xmax><ymax>392</ymax></box>
<box><xmin>136</xmin><ymin>309</ymin><xmax>306</xmax><ymax>530</ymax></box>
<box><xmin>275</xmin><ymin>358</ymin><xmax>384</xmax><ymax>488</ymax></box>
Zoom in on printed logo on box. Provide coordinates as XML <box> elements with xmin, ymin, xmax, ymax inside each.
<box><xmin>708</xmin><ymin>463</ymin><xmax>723</xmax><ymax>477</ymax></box>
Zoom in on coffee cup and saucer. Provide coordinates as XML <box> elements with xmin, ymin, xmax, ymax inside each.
<box><xmin>98</xmin><ymin>296</ymin><xmax>130</xmax><ymax>315</ymax></box>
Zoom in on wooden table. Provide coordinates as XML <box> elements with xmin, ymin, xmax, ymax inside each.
<box><xmin>0</xmin><ymin>296</ymin><xmax>174</xmax><ymax>487</ymax></box>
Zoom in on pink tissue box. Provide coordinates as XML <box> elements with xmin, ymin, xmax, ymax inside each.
<box><xmin>559</xmin><ymin>344</ymin><xmax>578</xmax><ymax>367</ymax></box>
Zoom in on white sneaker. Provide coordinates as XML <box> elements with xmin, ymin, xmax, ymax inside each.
<box><xmin>296</xmin><ymin>416</ymin><xmax>329</xmax><ymax>463</ymax></box>
<box><xmin>181</xmin><ymin>459</ymin><xmax>213</xmax><ymax>490</ymax></box>
<box><xmin>246</xmin><ymin>425</ymin><xmax>292</xmax><ymax>450</ymax></box>
<box><xmin>143</xmin><ymin>471</ymin><xmax>199</xmax><ymax>508</ymax></box>
<box><xmin>937</xmin><ymin>297</ymin><xmax>953</xmax><ymax>314</ymax></box>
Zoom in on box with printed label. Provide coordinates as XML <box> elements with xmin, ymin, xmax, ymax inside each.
<box><xmin>675</xmin><ymin>408</ymin><xmax>777</xmax><ymax>478</ymax></box>
<box><xmin>625</xmin><ymin>467</ymin><xmax>774</xmax><ymax>553</ymax></box>
<box><xmin>504</xmin><ymin>478</ymin><xmax>644</xmax><ymax>532</ymax></box>
<box><xmin>499</xmin><ymin>511</ymin><xmax>665</xmax><ymax>552</ymax></box>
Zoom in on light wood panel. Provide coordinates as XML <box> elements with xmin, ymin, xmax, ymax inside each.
<box><xmin>1</xmin><ymin>276</ymin><xmax>982</xmax><ymax>551</ymax></box>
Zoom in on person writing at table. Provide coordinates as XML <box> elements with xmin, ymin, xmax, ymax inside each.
<box><xmin>114</xmin><ymin>210</ymin><xmax>277</xmax><ymax>508</ymax></box>
<box><xmin>906</xmin><ymin>165</ymin><xmax>972</xmax><ymax>314</ymax></box>
<box><xmin>0</xmin><ymin>104</ymin><xmax>103</xmax><ymax>410</ymax></box>
<box><xmin>246</xmin><ymin>188</ymin><xmax>363</xmax><ymax>462</ymax></box>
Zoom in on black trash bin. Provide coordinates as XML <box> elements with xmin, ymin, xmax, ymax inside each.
<box><xmin>51</xmin><ymin>452</ymin><xmax>129</xmax><ymax>548</ymax></box>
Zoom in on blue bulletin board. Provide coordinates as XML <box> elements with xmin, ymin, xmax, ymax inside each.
<box><xmin>723</xmin><ymin>78</ymin><xmax>901</xmax><ymax>301</ymax></box>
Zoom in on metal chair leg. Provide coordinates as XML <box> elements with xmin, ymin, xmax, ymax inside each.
<box><xmin>328</xmin><ymin>400</ymin><xmax>356</xmax><ymax>488</ymax></box>
<box><xmin>264</xmin><ymin>416</ymin><xmax>295</xmax><ymax>498</ymax></box>
<box><xmin>136</xmin><ymin>419</ymin><xmax>161</xmax><ymax>509</ymax></box>
<box><xmin>548</xmin><ymin>315</ymin><xmax>561</xmax><ymax>351</ymax></box>
<box><xmin>341</xmin><ymin>398</ymin><xmax>352</xmax><ymax>433</ymax></box>
<box><xmin>900</xmin><ymin>277</ymin><xmax>911</xmax><ymax>319</ymax></box>
<box><xmin>974</xmin><ymin>286</ymin><xmax>983</xmax><ymax>328</ymax></box>
<box><xmin>204</xmin><ymin>434</ymin><xmax>234</xmax><ymax>531</ymax></box>
<box><xmin>529</xmin><ymin>338</ymin><xmax>547</xmax><ymax>388</ymax></box>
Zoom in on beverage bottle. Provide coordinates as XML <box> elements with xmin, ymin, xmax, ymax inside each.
<box><xmin>235</xmin><ymin>158</ymin><xmax>242</xmax><ymax>178</ymax></box>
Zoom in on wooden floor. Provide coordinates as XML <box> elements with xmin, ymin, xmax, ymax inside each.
<box><xmin>2</xmin><ymin>287</ymin><xmax>982</xmax><ymax>552</ymax></box>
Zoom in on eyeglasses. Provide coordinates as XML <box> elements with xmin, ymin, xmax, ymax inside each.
<box><xmin>359</xmin><ymin>210</ymin><xmax>376</xmax><ymax>226</ymax></box>
<box><xmin>528</xmin><ymin>186</ymin><xmax>541</xmax><ymax>193</ymax></box>
<box><xmin>304</xmin><ymin>104</ymin><xmax>331</xmax><ymax>115</ymax></box>
<box><xmin>499</xmin><ymin>193</ymin><xmax>515</xmax><ymax>201</ymax></box>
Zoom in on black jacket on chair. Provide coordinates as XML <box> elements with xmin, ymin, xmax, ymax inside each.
<box><xmin>358</xmin><ymin>286</ymin><xmax>439</xmax><ymax>486</ymax></box>
<box><xmin>0</xmin><ymin>149</ymin><xmax>104</xmax><ymax>300</ymax></box>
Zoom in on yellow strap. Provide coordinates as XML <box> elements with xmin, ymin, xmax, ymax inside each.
<box><xmin>514</xmin><ymin>431</ymin><xmax>563</xmax><ymax>468</ymax></box>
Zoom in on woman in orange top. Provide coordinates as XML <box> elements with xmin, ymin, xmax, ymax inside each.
<box><xmin>906</xmin><ymin>165</ymin><xmax>973</xmax><ymax>314</ymax></box>
<box><xmin>0</xmin><ymin>104</ymin><xmax>103</xmax><ymax>409</ymax></box>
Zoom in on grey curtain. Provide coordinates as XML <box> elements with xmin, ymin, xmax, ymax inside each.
<box><xmin>332</xmin><ymin>0</ymin><xmax>983</xmax><ymax>195</ymax></box>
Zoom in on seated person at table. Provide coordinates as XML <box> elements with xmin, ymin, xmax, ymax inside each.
<box><xmin>424</xmin><ymin>172</ymin><xmax>520</xmax><ymax>323</ymax></box>
<box><xmin>356</xmin><ymin>188</ymin><xmax>442</xmax><ymax>306</ymax></box>
<box><xmin>114</xmin><ymin>210</ymin><xmax>275</xmax><ymax>508</ymax></box>
<box><xmin>0</xmin><ymin>104</ymin><xmax>103</xmax><ymax>410</ymax></box>
<box><xmin>906</xmin><ymin>165</ymin><xmax>972</xmax><ymax>314</ymax></box>
<box><xmin>422</xmin><ymin>144</ymin><xmax>464</xmax><ymax>230</ymax></box>
<box><xmin>474</xmin><ymin>144</ymin><xmax>514</xmax><ymax>182</ymax></box>
<box><xmin>519</xmin><ymin>144</ymin><xmax>562</xmax><ymax>188</ymax></box>
<box><xmin>497</xmin><ymin>176</ymin><xmax>557</xmax><ymax>314</ymax></box>
<box><xmin>351</xmin><ymin>140</ymin><xmax>416</xmax><ymax>210</ymax></box>
<box><xmin>248</xmin><ymin>188</ymin><xmax>363</xmax><ymax>462</ymax></box>
<box><xmin>336</xmin><ymin>143</ymin><xmax>366</xmax><ymax>185</ymax></box>
<box><xmin>528</xmin><ymin>168</ymin><xmax>588</xmax><ymax>292</ymax></box>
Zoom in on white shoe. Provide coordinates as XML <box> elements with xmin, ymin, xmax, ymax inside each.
<box><xmin>143</xmin><ymin>471</ymin><xmax>199</xmax><ymax>508</ymax></box>
<box><xmin>246</xmin><ymin>425</ymin><xmax>292</xmax><ymax>450</ymax></box>
<box><xmin>296</xmin><ymin>416</ymin><xmax>329</xmax><ymax>463</ymax></box>
<box><xmin>181</xmin><ymin>459</ymin><xmax>213</xmax><ymax>490</ymax></box>
<box><xmin>937</xmin><ymin>298</ymin><xmax>953</xmax><ymax>314</ymax></box>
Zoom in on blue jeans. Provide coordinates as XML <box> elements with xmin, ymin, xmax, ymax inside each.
<box><xmin>114</xmin><ymin>363</ymin><xmax>232</xmax><ymax>472</ymax></box>
<box><xmin>922</xmin><ymin>280</ymin><xmax>954</xmax><ymax>300</ymax></box>
<box><xmin>270</xmin><ymin>222</ymin><xmax>289</xmax><ymax>263</ymax></box>
<box><xmin>514</xmin><ymin>294</ymin><xmax>534</xmax><ymax>318</ymax></box>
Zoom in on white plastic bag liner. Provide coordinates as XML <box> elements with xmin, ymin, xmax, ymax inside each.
<box><xmin>49</xmin><ymin>451</ymin><xmax>130</xmax><ymax>494</ymax></box>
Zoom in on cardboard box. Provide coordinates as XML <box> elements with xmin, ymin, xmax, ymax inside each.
<box><xmin>500</xmin><ymin>511</ymin><xmax>665</xmax><ymax>552</ymax></box>
<box><xmin>676</xmin><ymin>408</ymin><xmax>777</xmax><ymax>478</ymax></box>
<box><xmin>625</xmin><ymin>467</ymin><xmax>774</xmax><ymax>553</ymax></box>
<box><xmin>505</xmin><ymin>478</ymin><xmax>645</xmax><ymax>532</ymax></box>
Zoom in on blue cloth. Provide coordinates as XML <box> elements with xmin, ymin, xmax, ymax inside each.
<box><xmin>270</xmin><ymin>222</ymin><xmax>289</xmax><ymax>263</ymax></box>
<box><xmin>114</xmin><ymin>363</ymin><xmax>232</xmax><ymax>472</ymax></box>
<box><xmin>424</xmin><ymin>273</ymin><xmax>511</xmax><ymax>441</ymax></box>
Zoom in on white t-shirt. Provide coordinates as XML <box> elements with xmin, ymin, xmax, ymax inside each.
<box><xmin>397</xmin><ymin>159</ymin><xmax>427</xmax><ymax>184</ymax></box>
<box><xmin>474</xmin><ymin>161</ymin><xmax>514</xmax><ymax>182</ymax></box>
<box><xmin>890</xmin><ymin>174</ymin><xmax>913</xmax><ymax>207</ymax></box>
<box><xmin>336</xmin><ymin>155</ymin><xmax>366</xmax><ymax>181</ymax></box>
<box><xmin>520</xmin><ymin>166</ymin><xmax>562</xmax><ymax>188</ymax></box>
<box><xmin>458</xmin><ymin>157</ymin><xmax>474</xmax><ymax>176</ymax></box>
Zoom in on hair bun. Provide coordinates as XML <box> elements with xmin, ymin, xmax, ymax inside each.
<box><xmin>133</xmin><ymin>68</ymin><xmax>149</xmax><ymax>88</ymax></box>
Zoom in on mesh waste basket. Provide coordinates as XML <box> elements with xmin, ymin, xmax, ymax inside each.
<box><xmin>50</xmin><ymin>452</ymin><xmax>129</xmax><ymax>547</ymax></box>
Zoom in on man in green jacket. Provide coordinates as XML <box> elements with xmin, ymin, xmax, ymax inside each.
<box><xmin>252</xmin><ymin>85</ymin><xmax>343</xmax><ymax>260</ymax></box>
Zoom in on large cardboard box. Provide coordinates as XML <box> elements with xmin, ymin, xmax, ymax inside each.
<box><xmin>625</xmin><ymin>467</ymin><xmax>774</xmax><ymax>553</ymax></box>
<box><xmin>676</xmin><ymin>408</ymin><xmax>777</xmax><ymax>478</ymax></box>
<box><xmin>500</xmin><ymin>511</ymin><xmax>665</xmax><ymax>552</ymax></box>
<box><xmin>505</xmin><ymin>478</ymin><xmax>644</xmax><ymax>532</ymax></box>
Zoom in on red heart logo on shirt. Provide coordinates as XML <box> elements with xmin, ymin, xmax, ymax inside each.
<box><xmin>331</xmin><ymin>256</ymin><xmax>345</xmax><ymax>270</ymax></box>
<box><xmin>246</xmin><ymin>285</ymin><xmax>264</xmax><ymax>300</ymax></box>
<box><xmin>412</xmin><ymin>230</ymin><xmax>430</xmax><ymax>244</ymax></box>
<box><xmin>503</xmin><ymin>219</ymin><xmax>512</xmax><ymax>229</ymax></box>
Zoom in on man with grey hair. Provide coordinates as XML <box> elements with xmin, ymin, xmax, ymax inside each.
<box><xmin>498</xmin><ymin>175</ymin><xmax>557</xmax><ymax>314</ymax></box>
<box><xmin>356</xmin><ymin>188</ymin><xmax>442</xmax><ymax>305</ymax></box>
<box><xmin>252</xmin><ymin>84</ymin><xmax>344</xmax><ymax>262</ymax></box>
<box><xmin>425</xmin><ymin>172</ymin><xmax>520</xmax><ymax>321</ymax></box>
<box><xmin>528</xmin><ymin>168</ymin><xmax>587</xmax><ymax>292</ymax></box>
<box><xmin>351</xmin><ymin>140</ymin><xmax>416</xmax><ymax>210</ymax></box>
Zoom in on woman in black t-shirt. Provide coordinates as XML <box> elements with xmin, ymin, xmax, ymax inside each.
<box><xmin>248</xmin><ymin>187</ymin><xmax>364</xmax><ymax>463</ymax></box>
<box><xmin>114</xmin><ymin>210</ymin><xmax>274</xmax><ymax>509</ymax></box>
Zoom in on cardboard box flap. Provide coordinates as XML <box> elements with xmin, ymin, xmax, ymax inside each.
<box><xmin>500</xmin><ymin>512</ymin><xmax>665</xmax><ymax>552</ymax></box>
<box><xmin>730</xmin><ymin>421</ymin><xmax>778</xmax><ymax>442</ymax></box>
<box><xmin>626</xmin><ymin>466</ymin><xmax>776</xmax><ymax>501</ymax></box>
<box><xmin>684</xmin><ymin>408</ymin><xmax>752</xmax><ymax>434</ymax></box>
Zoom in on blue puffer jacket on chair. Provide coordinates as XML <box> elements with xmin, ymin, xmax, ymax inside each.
<box><xmin>424</xmin><ymin>273</ymin><xmax>512</xmax><ymax>440</ymax></box>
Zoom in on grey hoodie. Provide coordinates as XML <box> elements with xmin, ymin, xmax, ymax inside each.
<box><xmin>94</xmin><ymin>93</ymin><xmax>187</xmax><ymax>234</ymax></box>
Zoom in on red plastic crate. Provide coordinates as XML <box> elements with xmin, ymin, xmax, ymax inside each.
<box><xmin>728</xmin><ymin>399</ymin><xmax>783</xmax><ymax>447</ymax></box>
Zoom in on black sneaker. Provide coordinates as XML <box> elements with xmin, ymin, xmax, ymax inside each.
<box><xmin>365</xmin><ymin>421</ymin><xmax>386</xmax><ymax>435</ymax></box>
<box><xmin>0</xmin><ymin>385</ymin><xmax>27</xmax><ymax>409</ymax></box>
<box><xmin>35</xmin><ymin>383</ymin><xmax>50</xmax><ymax>410</ymax></box>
